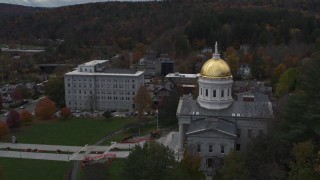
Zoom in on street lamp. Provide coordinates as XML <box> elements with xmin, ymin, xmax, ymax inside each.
<box><xmin>156</xmin><ymin>107</ymin><xmax>159</xmax><ymax>131</ymax></box>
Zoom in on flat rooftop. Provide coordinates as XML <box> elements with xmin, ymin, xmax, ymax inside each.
<box><xmin>81</xmin><ymin>60</ymin><xmax>108</xmax><ymax>66</ymax></box>
<box><xmin>65</xmin><ymin>68</ymin><xmax>144</xmax><ymax>76</ymax></box>
<box><xmin>166</xmin><ymin>73</ymin><xmax>197</xmax><ymax>78</ymax></box>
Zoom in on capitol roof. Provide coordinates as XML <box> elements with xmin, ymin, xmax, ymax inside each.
<box><xmin>177</xmin><ymin>95</ymin><xmax>274</xmax><ymax>119</ymax></box>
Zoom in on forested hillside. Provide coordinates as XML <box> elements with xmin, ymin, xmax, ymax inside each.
<box><xmin>0</xmin><ymin>1</ymin><xmax>320</xmax><ymax>62</ymax></box>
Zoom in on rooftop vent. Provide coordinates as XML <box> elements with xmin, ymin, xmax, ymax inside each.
<box><xmin>243</xmin><ymin>95</ymin><xmax>255</xmax><ymax>102</ymax></box>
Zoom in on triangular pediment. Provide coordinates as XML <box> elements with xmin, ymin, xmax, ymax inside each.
<box><xmin>187</xmin><ymin>128</ymin><xmax>235</xmax><ymax>138</ymax></box>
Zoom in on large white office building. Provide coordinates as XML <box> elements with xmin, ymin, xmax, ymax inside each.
<box><xmin>64</xmin><ymin>60</ymin><xmax>144</xmax><ymax>111</ymax></box>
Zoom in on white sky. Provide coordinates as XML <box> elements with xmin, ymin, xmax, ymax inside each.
<box><xmin>0</xmin><ymin>0</ymin><xmax>149</xmax><ymax>7</ymax></box>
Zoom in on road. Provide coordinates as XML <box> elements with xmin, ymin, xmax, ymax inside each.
<box><xmin>0</xmin><ymin>97</ymin><xmax>44</xmax><ymax>120</ymax></box>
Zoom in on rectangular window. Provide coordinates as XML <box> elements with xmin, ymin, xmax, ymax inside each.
<box><xmin>206</xmin><ymin>158</ymin><xmax>213</xmax><ymax>168</ymax></box>
<box><xmin>220</xmin><ymin>145</ymin><xmax>225</xmax><ymax>154</ymax></box>
<box><xmin>221</xmin><ymin>90</ymin><xmax>224</xmax><ymax>97</ymax></box>
<box><xmin>205</xmin><ymin>89</ymin><xmax>208</xmax><ymax>96</ymax></box>
<box><xmin>236</xmin><ymin>144</ymin><xmax>241</xmax><ymax>151</ymax></box>
<box><xmin>248</xmin><ymin>129</ymin><xmax>252</xmax><ymax>138</ymax></box>
<box><xmin>228</xmin><ymin>89</ymin><xmax>230</xmax><ymax>96</ymax></box>
<box><xmin>236</xmin><ymin>129</ymin><xmax>241</xmax><ymax>138</ymax></box>
<box><xmin>259</xmin><ymin>130</ymin><xmax>264</xmax><ymax>136</ymax></box>
<box><xmin>209</xmin><ymin>145</ymin><xmax>213</xmax><ymax>152</ymax></box>
<box><xmin>200</xmin><ymin>88</ymin><xmax>202</xmax><ymax>95</ymax></box>
<box><xmin>197</xmin><ymin>144</ymin><xmax>201</xmax><ymax>152</ymax></box>
<box><xmin>213</xmin><ymin>90</ymin><xmax>216</xmax><ymax>97</ymax></box>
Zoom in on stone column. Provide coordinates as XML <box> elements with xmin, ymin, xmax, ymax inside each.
<box><xmin>179</xmin><ymin>123</ymin><xmax>184</xmax><ymax>150</ymax></box>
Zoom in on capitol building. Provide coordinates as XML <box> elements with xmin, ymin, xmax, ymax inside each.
<box><xmin>176</xmin><ymin>42</ymin><xmax>274</xmax><ymax>175</ymax></box>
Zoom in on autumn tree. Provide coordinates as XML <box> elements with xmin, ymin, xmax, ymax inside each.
<box><xmin>123</xmin><ymin>141</ymin><xmax>176</xmax><ymax>180</ymax></box>
<box><xmin>134</xmin><ymin>85</ymin><xmax>152</xmax><ymax>116</ymax></box>
<box><xmin>11</xmin><ymin>88</ymin><xmax>23</xmax><ymax>103</ymax></box>
<box><xmin>182</xmin><ymin>147</ymin><xmax>202</xmax><ymax>178</ymax></box>
<box><xmin>20</xmin><ymin>110</ymin><xmax>33</xmax><ymax>125</ymax></box>
<box><xmin>59</xmin><ymin>107</ymin><xmax>72</xmax><ymax>120</ymax></box>
<box><xmin>288</xmin><ymin>141</ymin><xmax>319</xmax><ymax>180</ymax></box>
<box><xmin>35</xmin><ymin>97</ymin><xmax>56</xmax><ymax>120</ymax></box>
<box><xmin>6</xmin><ymin>109</ymin><xmax>21</xmax><ymax>130</ymax></box>
<box><xmin>275</xmin><ymin>68</ymin><xmax>299</xmax><ymax>97</ymax></box>
<box><xmin>274</xmin><ymin>63</ymin><xmax>287</xmax><ymax>79</ymax></box>
<box><xmin>225</xmin><ymin>46</ymin><xmax>239</xmax><ymax>75</ymax></box>
<box><xmin>132</xmin><ymin>43</ymin><xmax>146</xmax><ymax>64</ymax></box>
<box><xmin>217</xmin><ymin>150</ymin><xmax>248</xmax><ymax>180</ymax></box>
<box><xmin>0</xmin><ymin>121</ymin><xmax>9</xmax><ymax>138</ymax></box>
<box><xmin>44</xmin><ymin>76</ymin><xmax>65</xmax><ymax>107</ymax></box>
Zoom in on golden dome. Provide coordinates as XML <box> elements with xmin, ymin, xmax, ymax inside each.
<box><xmin>200</xmin><ymin>58</ymin><xmax>232</xmax><ymax>78</ymax></box>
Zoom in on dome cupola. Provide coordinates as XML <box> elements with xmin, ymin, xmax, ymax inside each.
<box><xmin>197</xmin><ymin>42</ymin><xmax>233</xmax><ymax>110</ymax></box>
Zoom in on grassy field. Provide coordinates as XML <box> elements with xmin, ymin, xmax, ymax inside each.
<box><xmin>0</xmin><ymin>158</ymin><xmax>72</xmax><ymax>180</ymax></box>
<box><xmin>0</xmin><ymin>117</ymin><xmax>136</xmax><ymax>180</ymax></box>
<box><xmin>6</xmin><ymin>117</ymin><xmax>134</xmax><ymax>146</ymax></box>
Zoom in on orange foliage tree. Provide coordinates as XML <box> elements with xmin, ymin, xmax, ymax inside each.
<box><xmin>0</xmin><ymin>121</ymin><xmax>9</xmax><ymax>138</ymax></box>
<box><xmin>134</xmin><ymin>85</ymin><xmax>152</xmax><ymax>116</ymax></box>
<box><xmin>20</xmin><ymin>110</ymin><xmax>33</xmax><ymax>125</ymax></box>
<box><xmin>35</xmin><ymin>97</ymin><xmax>56</xmax><ymax>120</ymax></box>
<box><xmin>6</xmin><ymin>109</ymin><xmax>21</xmax><ymax>129</ymax></box>
<box><xmin>59</xmin><ymin>107</ymin><xmax>72</xmax><ymax>120</ymax></box>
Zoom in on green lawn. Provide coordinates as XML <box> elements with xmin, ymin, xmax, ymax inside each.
<box><xmin>0</xmin><ymin>117</ymin><xmax>136</xmax><ymax>180</ymax></box>
<box><xmin>0</xmin><ymin>158</ymin><xmax>72</xmax><ymax>180</ymax></box>
<box><xmin>7</xmin><ymin>117</ymin><xmax>134</xmax><ymax>146</ymax></box>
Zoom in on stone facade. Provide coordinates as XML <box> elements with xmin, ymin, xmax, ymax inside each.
<box><xmin>64</xmin><ymin>60</ymin><xmax>144</xmax><ymax>111</ymax></box>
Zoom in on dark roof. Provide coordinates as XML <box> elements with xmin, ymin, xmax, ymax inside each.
<box><xmin>177</xmin><ymin>95</ymin><xmax>274</xmax><ymax>119</ymax></box>
<box><xmin>186</xmin><ymin>117</ymin><xmax>236</xmax><ymax>137</ymax></box>
<box><xmin>237</xmin><ymin>90</ymin><xmax>270</xmax><ymax>102</ymax></box>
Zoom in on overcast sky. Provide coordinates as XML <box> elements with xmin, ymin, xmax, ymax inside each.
<box><xmin>0</xmin><ymin>0</ymin><xmax>149</xmax><ymax>7</ymax></box>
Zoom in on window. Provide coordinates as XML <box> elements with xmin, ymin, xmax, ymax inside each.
<box><xmin>236</xmin><ymin>129</ymin><xmax>241</xmax><ymax>138</ymax></box>
<box><xmin>209</xmin><ymin>145</ymin><xmax>213</xmax><ymax>152</ymax></box>
<box><xmin>200</xmin><ymin>88</ymin><xmax>202</xmax><ymax>95</ymax></box>
<box><xmin>206</xmin><ymin>158</ymin><xmax>213</xmax><ymax>168</ymax></box>
<box><xmin>220</xmin><ymin>145</ymin><xmax>225</xmax><ymax>154</ymax></box>
<box><xmin>197</xmin><ymin>144</ymin><xmax>201</xmax><ymax>152</ymax></box>
<box><xmin>259</xmin><ymin>130</ymin><xmax>264</xmax><ymax>136</ymax></box>
<box><xmin>213</xmin><ymin>90</ymin><xmax>216</xmax><ymax>97</ymax></box>
<box><xmin>248</xmin><ymin>129</ymin><xmax>252</xmax><ymax>138</ymax></box>
<box><xmin>205</xmin><ymin>89</ymin><xmax>208</xmax><ymax>96</ymax></box>
<box><xmin>228</xmin><ymin>89</ymin><xmax>230</xmax><ymax>96</ymax></box>
<box><xmin>236</xmin><ymin>144</ymin><xmax>241</xmax><ymax>151</ymax></box>
<box><xmin>221</xmin><ymin>90</ymin><xmax>224</xmax><ymax>97</ymax></box>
